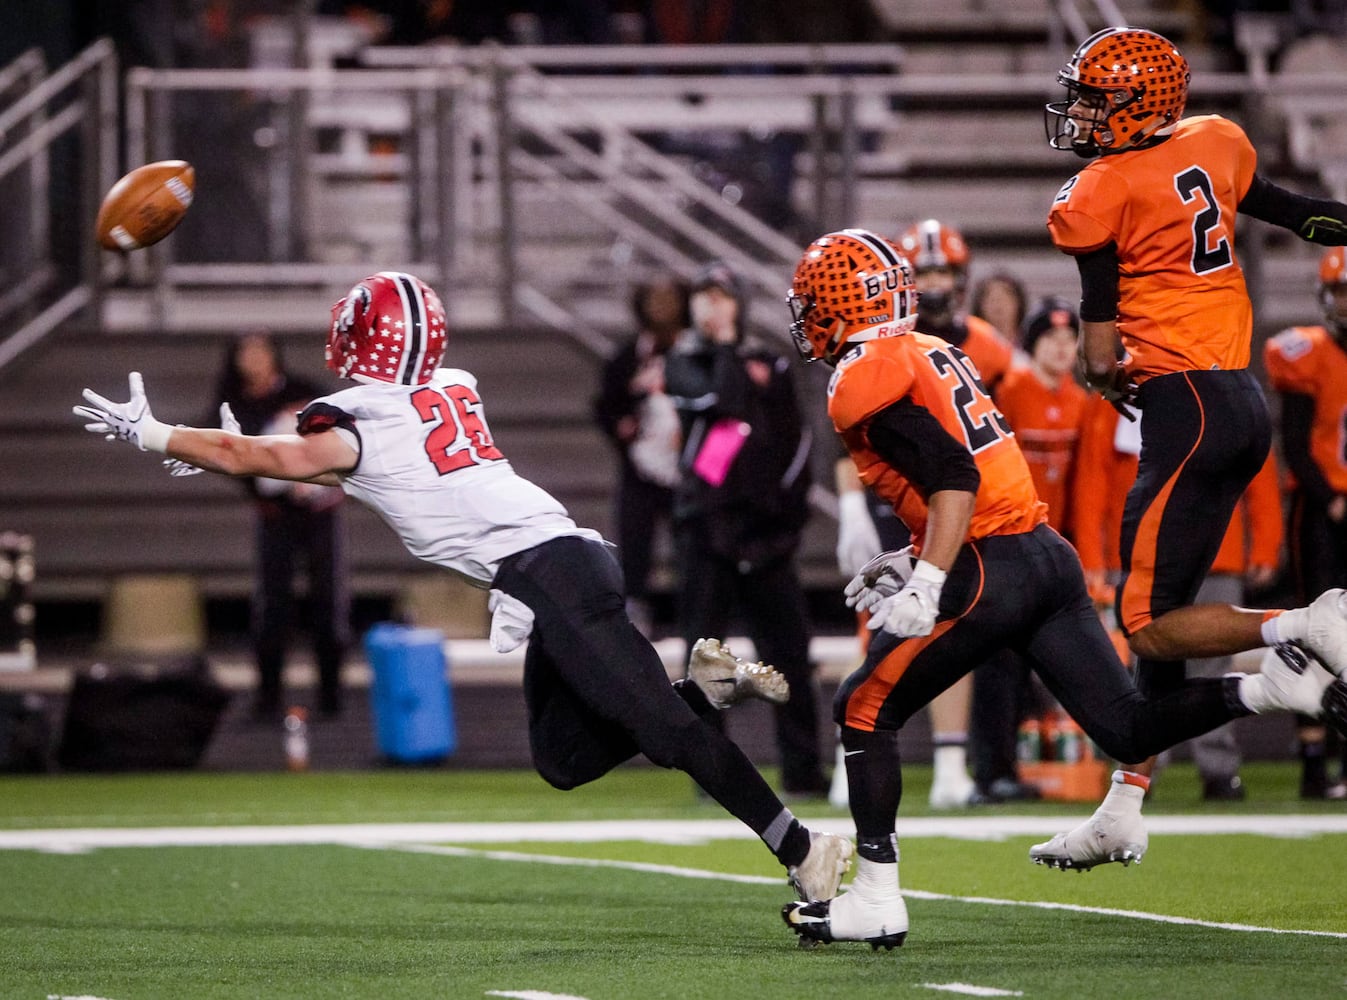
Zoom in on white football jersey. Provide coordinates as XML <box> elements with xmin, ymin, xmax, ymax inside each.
<box><xmin>306</xmin><ymin>368</ymin><xmax>601</xmax><ymax>584</ymax></box>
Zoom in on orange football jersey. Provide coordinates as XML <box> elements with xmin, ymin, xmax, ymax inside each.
<box><xmin>829</xmin><ymin>331</ymin><xmax>1047</xmax><ymax>549</ymax></box>
<box><xmin>1264</xmin><ymin>325</ymin><xmax>1347</xmax><ymax>493</ymax></box>
<box><xmin>1071</xmin><ymin>395</ymin><xmax>1139</xmax><ymax>578</ymax></box>
<box><xmin>994</xmin><ymin>367</ymin><xmax>1088</xmax><ymax>533</ymax></box>
<box><xmin>1047</xmin><ymin>115</ymin><xmax>1258</xmax><ymax>382</ymax></box>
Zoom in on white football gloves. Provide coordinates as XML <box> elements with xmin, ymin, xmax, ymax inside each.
<box><xmin>73</xmin><ymin>371</ymin><xmax>172</xmax><ymax>453</ymax></box>
<box><xmin>844</xmin><ymin>549</ymin><xmax>946</xmax><ymax>638</ymax></box>
<box><xmin>487</xmin><ymin>589</ymin><xmax>535</xmax><ymax>654</ymax></box>
<box><xmin>835</xmin><ymin>489</ymin><xmax>882</xmax><ymax>577</ymax></box>
<box><xmin>867</xmin><ymin>560</ymin><xmax>946</xmax><ymax>638</ymax></box>
<box><xmin>163</xmin><ymin>403</ymin><xmax>240</xmax><ymax>477</ymax></box>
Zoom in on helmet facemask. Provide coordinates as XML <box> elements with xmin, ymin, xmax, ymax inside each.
<box><xmin>1045</xmin><ymin>81</ymin><xmax>1139</xmax><ymax>158</ymax></box>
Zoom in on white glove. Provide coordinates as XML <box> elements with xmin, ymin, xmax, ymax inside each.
<box><xmin>835</xmin><ymin>489</ymin><xmax>882</xmax><ymax>577</ymax></box>
<box><xmin>866</xmin><ymin>559</ymin><xmax>946</xmax><ymax>638</ymax></box>
<box><xmin>844</xmin><ymin>546</ymin><xmax>916</xmax><ymax>614</ymax></box>
<box><xmin>164</xmin><ymin>403</ymin><xmax>240</xmax><ymax>477</ymax></box>
<box><xmin>488</xmin><ymin>588</ymin><xmax>535</xmax><ymax>654</ymax></box>
<box><xmin>73</xmin><ymin>372</ymin><xmax>172</xmax><ymax>453</ymax></box>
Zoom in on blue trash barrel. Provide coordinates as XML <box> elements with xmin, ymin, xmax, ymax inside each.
<box><xmin>363</xmin><ymin>623</ymin><xmax>455</xmax><ymax>763</ymax></box>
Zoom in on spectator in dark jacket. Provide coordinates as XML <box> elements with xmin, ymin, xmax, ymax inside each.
<box><xmin>664</xmin><ymin>261</ymin><xmax>826</xmax><ymax>795</ymax></box>
<box><xmin>592</xmin><ymin>275</ymin><xmax>690</xmax><ymax>635</ymax></box>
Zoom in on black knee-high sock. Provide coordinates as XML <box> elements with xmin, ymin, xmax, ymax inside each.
<box><xmin>673</xmin><ymin>677</ymin><xmax>713</xmax><ymax>717</ymax></box>
<box><xmin>841</xmin><ymin>725</ymin><xmax>903</xmax><ymax>863</ymax></box>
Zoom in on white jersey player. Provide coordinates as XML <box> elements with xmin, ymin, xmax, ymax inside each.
<box><xmin>74</xmin><ymin>270</ymin><xmax>853</xmax><ymax>910</ymax></box>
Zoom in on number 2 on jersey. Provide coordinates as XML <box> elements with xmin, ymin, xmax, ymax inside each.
<box><xmin>411</xmin><ymin>384</ymin><xmax>504</xmax><ymax>474</ymax></box>
<box><xmin>1175</xmin><ymin>166</ymin><xmax>1233</xmax><ymax>275</ymax></box>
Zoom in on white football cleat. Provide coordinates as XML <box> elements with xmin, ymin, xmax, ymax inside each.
<box><xmin>688</xmin><ymin>637</ymin><xmax>790</xmax><ymax>710</ymax></box>
<box><xmin>782</xmin><ymin>864</ymin><xmax>909</xmax><ymax>950</ymax></box>
<box><xmin>1030</xmin><ymin>775</ymin><xmax>1148</xmax><ymax>871</ymax></box>
<box><xmin>787</xmin><ymin>831</ymin><xmax>854</xmax><ymax>902</ymax></box>
<box><xmin>1241</xmin><ymin>644</ymin><xmax>1335</xmax><ymax>716</ymax></box>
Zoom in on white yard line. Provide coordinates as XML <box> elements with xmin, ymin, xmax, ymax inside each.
<box><xmin>6</xmin><ymin>813</ymin><xmax>1347</xmax><ymax>852</ymax></box>
<box><xmin>362</xmin><ymin>840</ymin><xmax>1347</xmax><ymax>940</ymax></box>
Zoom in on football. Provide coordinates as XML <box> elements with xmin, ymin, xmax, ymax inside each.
<box><xmin>94</xmin><ymin>159</ymin><xmax>195</xmax><ymax>251</ymax></box>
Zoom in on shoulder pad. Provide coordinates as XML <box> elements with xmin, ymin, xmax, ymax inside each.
<box><xmin>297</xmin><ymin>401</ymin><xmax>355</xmax><ymax>436</ymax></box>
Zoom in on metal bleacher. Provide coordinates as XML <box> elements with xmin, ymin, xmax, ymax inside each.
<box><xmin>3</xmin><ymin>2</ymin><xmax>1347</xmax><ymax>612</ymax></box>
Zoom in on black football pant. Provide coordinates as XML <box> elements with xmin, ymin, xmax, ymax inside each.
<box><xmin>494</xmin><ymin>536</ymin><xmax>795</xmax><ymax>844</ymax></box>
<box><xmin>834</xmin><ymin>525</ymin><xmax>1250</xmax><ymax>846</ymax></box>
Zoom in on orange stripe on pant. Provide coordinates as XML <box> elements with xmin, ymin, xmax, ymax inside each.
<box><xmin>842</xmin><ymin>619</ymin><xmax>960</xmax><ymax>732</ymax></box>
<box><xmin>842</xmin><ymin>547</ymin><xmax>986</xmax><ymax>732</ymax></box>
<box><xmin>1119</xmin><ymin>372</ymin><xmax>1205</xmax><ymax>636</ymax></box>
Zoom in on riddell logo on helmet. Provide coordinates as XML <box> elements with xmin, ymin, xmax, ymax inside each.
<box><xmin>863</xmin><ymin>268</ymin><xmax>907</xmax><ymax>299</ymax></box>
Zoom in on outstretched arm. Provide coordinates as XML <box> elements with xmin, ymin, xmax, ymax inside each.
<box><xmin>1239</xmin><ymin>174</ymin><xmax>1347</xmax><ymax>245</ymax></box>
<box><xmin>75</xmin><ymin>372</ymin><xmax>357</xmax><ymax>484</ymax></box>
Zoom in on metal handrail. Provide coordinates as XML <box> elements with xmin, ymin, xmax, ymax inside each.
<box><xmin>362</xmin><ymin>41</ymin><xmax>905</xmax><ymax>71</ymax></box>
<box><xmin>0</xmin><ymin>37</ymin><xmax>113</xmax><ymax>136</ymax></box>
<box><xmin>0</xmin><ymin>48</ymin><xmax>44</xmax><ymax>97</ymax></box>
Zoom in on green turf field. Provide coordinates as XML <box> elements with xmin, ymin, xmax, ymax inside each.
<box><xmin>2</xmin><ymin>763</ymin><xmax>1344</xmax><ymax>999</ymax></box>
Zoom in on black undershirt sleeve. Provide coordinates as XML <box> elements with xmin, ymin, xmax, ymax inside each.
<box><xmin>1074</xmin><ymin>243</ymin><xmax>1120</xmax><ymax>322</ymax></box>
<box><xmin>865</xmin><ymin>399</ymin><xmax>981</xmax><ymax>498</ymax></box>
<box><xmin>1279</xmin><ymin>391</ymin><xmax>1335</xmax><ymax>505</ymax></box>
<box><xmin>1239</xmin><ymin>174</ymin><xmax>1347</xmax><ymax>245</ymax></box>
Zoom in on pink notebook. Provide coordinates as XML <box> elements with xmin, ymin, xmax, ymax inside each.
<box><xmin>691</xmin><ymin>419</ymin><xmax>751</xmax><ymax>486</ymax></box>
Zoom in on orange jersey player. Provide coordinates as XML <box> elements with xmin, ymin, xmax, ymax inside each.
<box><xmin>993</xmin><ymin>297</ymin><xmax>1089</xmax><ymax>534</ymax></box>
<box><xmin>1264</xmin><ymin>247</ymin><xmax>1347</xmax><ymax>604</ymax></box>
<box><xmin>776</xmin><ymin>228</ymin><xmax>1338</xmax><ymax>951</ymax></box>
<box><xmin>1071</xmin><ymin>394</ymin><xmax>1141</xmax><ymax>603</ymax></box>
<box><xmin>897</xmin><ymin>219</ymin><xmax>1015</xmax><ymax>393</ymax></box>
<box><xmin>1044</xmin><ymin>25</ymin><xmax>1347</xmax><ymax>699</ymax></box>
<box><xmin>1265</xmin><ymin>248</ymin><xmax>1347</xmax><ymax>799</ymax></box>
<box><xmin>1037</xmin><ymin>25</ymin><xmax>1347</xmax><ymax>869</ymax></box>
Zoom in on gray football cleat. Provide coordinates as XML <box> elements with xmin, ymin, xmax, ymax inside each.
<box><xmin>688</xmin><ymin>637</ymin><xmax>790</xmax><ymax>710</ymax></box>
<box><xmin>787</xmin><ymin>831</ymin><xmax>854</xmax><ymax>902</ymax></box>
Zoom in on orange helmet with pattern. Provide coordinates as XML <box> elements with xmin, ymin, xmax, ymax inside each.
<box><xmin>327</xmin><ymin>271</ymin><xmax>448</xmax><ymax>384</ymax></box>
<box><xmin>1045</xmin><ymin>27</ymin><xmax>1189</xmax><ymax>157</ymax></box>
<box><xmin>788</xmin><ymin>228</ymin><xmax>918</xmax><ymax>365</ymax></box>
<box><xmin>1320</xmin><ymin>247</ymin><xmax>1347</xmax><ymax>331</ymax></box>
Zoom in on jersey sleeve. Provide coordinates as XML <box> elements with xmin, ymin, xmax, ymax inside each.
<box><xmin>826</xmin><ymin>348</ymin><xmax>914</xmax><ymax>433</ymax></box>
<box><xmin>1047</xmin><ymin>167</ymin><xmax>1122</xmax><ymax>255</ymax></box>
<box><xmin>1263</xmin><ymin>327</ymin><xmax>1320</xmax><ymax>395</ymax></box>
<box><xmin>297</xmin><ymin>400</ymin><xmax>357</xmax><ymax>436</ymax></box>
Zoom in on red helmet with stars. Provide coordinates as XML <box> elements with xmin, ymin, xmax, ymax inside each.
<box><xmin>327</xmin><ymin>272</ymin><xmax>447</xmax><ymax>384</ymax></box>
